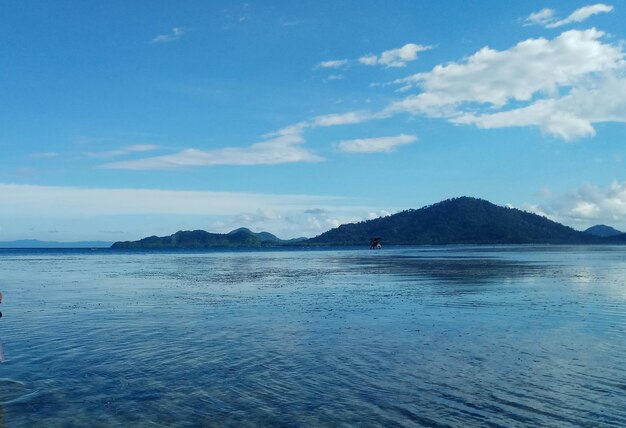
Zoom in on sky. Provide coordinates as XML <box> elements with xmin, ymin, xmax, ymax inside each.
<box><xmin>1</xmin><ymin>0</ymin><xmax>626</xmax><ymax>241</ymax></box>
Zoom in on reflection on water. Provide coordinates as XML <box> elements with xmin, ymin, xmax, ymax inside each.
<box><xmin>0</xmin><ymin>246</ymin><xmax>625</xmax><ymax>426</ymax></box>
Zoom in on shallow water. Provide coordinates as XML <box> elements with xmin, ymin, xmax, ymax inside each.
<box><xmin>0</xmin><ymin>246</ymin><xmax>625</xmax><ymax>427</ymax></box>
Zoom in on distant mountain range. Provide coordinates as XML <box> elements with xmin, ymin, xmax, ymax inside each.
<box><xmin>110</xmin><ymin>197</ymin><xmax>626</xmax><ymax>249</ymax></box>
<box><xmin>111</xmin><ymin>228</ymin><xmax>306</xmax><ymax>249</ymax></box>
<box><xmin>0</xmin><ymin>239</ymin><xmax>112</xmax><ymax>249</ymax></box>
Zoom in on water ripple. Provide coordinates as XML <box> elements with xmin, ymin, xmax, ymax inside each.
<box><xmin>0</xmin><ymin>246</ymin><xmax>625</xmax><ymax>426</ymax></box>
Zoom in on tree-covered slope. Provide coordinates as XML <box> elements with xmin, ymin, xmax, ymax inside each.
<box><xmin>584</xmin><ymin>224</ymin><xmax>622</xmax><ymax>237</ymax></box>
<box><xmin>112</xmin><ymin>229</ymin><xmax>265</xmax><ymax>249</ymax></box>
<box><xmin>305</xmin><ymin>197</ymin><xmax>598</xmax><ymax>245</ymax></box>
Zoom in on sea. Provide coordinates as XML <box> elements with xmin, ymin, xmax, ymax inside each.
<box><xmin>0</xmin><ymin>245</ymin><xmax>625</xmax><ymax>427</ymax></box>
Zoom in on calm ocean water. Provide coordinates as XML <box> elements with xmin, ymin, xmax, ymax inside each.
<box><xmin>0</xmin><ymin>246</ymin><xmax>625</xmax><ymax>427</ymax></box>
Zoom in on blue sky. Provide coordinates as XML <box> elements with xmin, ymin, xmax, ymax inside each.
<box><xmin>1</xmin><ymin>1</ymin><xmax>626</xmax><ymax>241</ymax></box>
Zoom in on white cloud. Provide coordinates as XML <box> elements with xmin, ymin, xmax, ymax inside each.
<box><xmin>337</xmin><ymin>134</ymin><xmax>416</xmax><ymax>153</ymax></box>
<box><xmin>453</xmin><ymin>73</ymin><xmax>626</xmax><ymax>140</ymax></box>
<box><xmin>315</xmin><ymin>59</ymin><xmax>348</xmax><ymax>69</ymax></box>
<box><xmin>106</xmin><ymin>108</ymin><xmax>386</xmax><ymax>170</ymax></box>
<box><xmin>314</xmin><ymin>43</ymin><xmax>431</xmax><ymax>78</ymax></box>
<box><xmin>557</xmin><ymin>3</ymin><xmax>614</xmax><ymax>25</ymax></box>
<box><xmin>358</xmin><ymin>54</ymin><xmax>378</xmax><ymax>66</ymax></box>
<box><xmin>386</xmin><ymin>29</ymin><xmax>626</xmax><ymax>139</ymax></box>
<box><xmin>359</xmin><ymin>43</ymin><xmax>432</xmax><ymax>68</ymax></box>
<box><xmin>275</xmin><ymin>29</ymin><xmax>626</xmax><ymax>146</ymax></box>
<box><xmin>215</xmin><ymin>207</ymin><xmax>349</xmax><ymax>237</ymax></box>
<box><xmin>327</xmin><ymin>74</ymin><xmax>344</xmax><ymax>81</ymax></box>
<box><xmin>151</xmin><ymin>27</ymin><xmax>185</xmax><ymax>43</ymax></box>
<box><xmin>555</xmin><ymin>4</ymin><xmax>613</xmax><ymax>28</ymax></box>
<box><xmin>85</xmin><ymin>144</ymin><xmax>160</xmax><ymax>159</ymax></box>
<box><xmin>102</xmin><ymin>128</ymin><xmax>322</xmax><ymax>170</ymax></box>
<box><xmin>234</xmin><ymin>209</ymin><xmax>281</xmax><ymax>223</ymax></box>
<box><xmin>525</xmin><ymin>4</ymin><xmax>614</xmax><ymax>28</ymax></box>
<box><xmin>301</xmin><ymin>208</ymin><xmax>385</xmax><ymax>237</ymax></box>
<box><xmin>391</xmin><ymin>29</ymin><xmax>623</xmax><ymax>109</ymax></box>
<box><xmin>312</xmin><ymin>110</ymin><xmax>375</xmax><ymax>127</ymax></box>
<box><xmin>520</xmin><ymin>203</ymin><xmax>552</xmax><ymax>219</ymax></box>
<box><xmin>367</xmin><ymin>210</ymin><xmax>392</xmax><ymax>219</ymax></box>
<box><xmin>524</xmin><ymin>8</ymin><xmax>556</xmax><ymax>26</ymax></box>
<box><xmin>533</xmin><ymin>181</ymin><xmax>626</xmax><ymax>227</ymax></box>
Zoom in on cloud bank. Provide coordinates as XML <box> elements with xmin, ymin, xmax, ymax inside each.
<box><xmin>532</xmin><ymin>181</ymin><xmax>626</xmax><ymax>227</ymax></box>
<box><xmin>387</xmin><ymin>29</ymin><xmax>626</xmax><ymax>140</ymax></box>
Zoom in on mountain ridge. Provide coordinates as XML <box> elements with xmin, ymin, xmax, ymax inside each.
<box><xmin>110</xmin><ymin>197</ymin><xmax>626</xmax><ymax>249</ymax></box>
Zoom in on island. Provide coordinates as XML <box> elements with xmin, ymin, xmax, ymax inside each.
<box><xmin>111</xmin><ymin>197</ymin><xmax>626</xmax><ymax>249</ymax></box>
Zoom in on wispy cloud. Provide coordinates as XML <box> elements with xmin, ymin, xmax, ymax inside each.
<box><xmin>312</xmin><ymin>111</ymin><xmax>378</xmax><ymax>127</ymax></box>
<box><xmin>277</xmin><ymin>18</ymin><xmax>300</xmax><ymax>27</ymax></box>
<box><xmin>102</xmin><ymin>129</ymin><xmax>322</xmax><ymax>170</ymax></box>
<box><xmin>30</xmin><ymin>152</ymin><xmax>59</xmax><ymax>158</ymax></box>
<box><xmin>85</xmin><ymin>144</ymin><xmax>160</xmax><ymax>159</ymax></box>
<box><xmin>151</xmin><ymin>27</ymin><xmax>185</xmax><ymax>44</ymax></box>
<box><xmin>524</xmin><ymin>8</ymin><xmax>557</xmax><ymax>27</ymax></box>
<box><xmin>359</xmin><ymin>43</ymin><xmax>433</xmax><ymax>68</ymax></box>
<box><xmin>548</xmin><ymin>3</ymin><xmax>614</xmax><ymax>28</ymax></box>
<box><xmin>337</xmin><ymin>134</ymin><xmax>416</xmax><ymax>153</ymax></box>
<box><xmin>315</xmin><ymin>43</ymin><xmax>432</xmax><ymax>74</ymax></box>
<box><xmin>315</xmin><ymin>59</ymin><xmax>349</xmax><ymax>69</ymax></box>
<box><xmin>105</xmin><ymin>108</ymin><xmax>393</xmax><ymax>170</ymax></box>
<box><xmin>525</xmin><ymin>4</ymin><xmax>614</xmax><ymax>28</ymax></box>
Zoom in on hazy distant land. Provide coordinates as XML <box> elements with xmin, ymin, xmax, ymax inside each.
<box><xmin>0</xmin><ymin>239</ymin><xmax>113</xmax><ymax>249</ymax></box>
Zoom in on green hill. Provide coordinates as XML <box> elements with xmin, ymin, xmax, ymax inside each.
<box><xmin>228</xmin><ymin>227</ymin><xmax>281</xmax><ymax>242</ymax></box>
<box><xmin>111</xmin><ymin>228</ymin><xmax>287</xmax><ymax>249</ymax></box>
<box><xmin>305</xmin><ymin>197</ymin><xmax>598</xmax><ymax>245</ymax></box>
<box><xmin>584</xmin><ymin>224</ymin><xmax>622</xmax><ymax>237</ymax></box>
